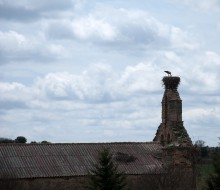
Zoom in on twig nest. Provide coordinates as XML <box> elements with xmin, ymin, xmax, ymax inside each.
<box><xmin>162</xmin><ymin>76</ymin><xmax>180</xmax><ymax>89</ymax></box>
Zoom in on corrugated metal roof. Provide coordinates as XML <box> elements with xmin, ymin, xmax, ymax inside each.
<box><xmin>0</xmin><ymin>142</ymin><xmax>163</xmax><ymax>179</ymax></box>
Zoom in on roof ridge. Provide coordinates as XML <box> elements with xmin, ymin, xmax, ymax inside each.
<box><xmin>0</xmin><ymin>141</ymin><xmax>160</xmax><ymax>146</ymax></box>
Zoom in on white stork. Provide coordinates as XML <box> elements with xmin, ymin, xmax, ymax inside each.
<box><xmin>164</xmin><ymin>71</ymin><xmax>172</xmax><ymax>76</ymax></box>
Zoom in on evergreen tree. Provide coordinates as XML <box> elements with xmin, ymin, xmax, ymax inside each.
<box><xmin>87</xmin><ymin>148</ymin><xmax>128</xmax><ymax>190</ymax></box>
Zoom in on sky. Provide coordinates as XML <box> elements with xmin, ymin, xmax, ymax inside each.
<box><xmin>0</xmin><ymin>0</ymin><xmax>220</xmax><ymax>146</ymax></box>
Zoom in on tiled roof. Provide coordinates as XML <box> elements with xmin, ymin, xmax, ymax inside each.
<box><xmin>0</xmin><ymin>142</ymin><xmax>162</xmax><ymax>179</ymax></box>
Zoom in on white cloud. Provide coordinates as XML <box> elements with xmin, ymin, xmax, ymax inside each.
<box><xmin>0</xmin><ymin>82</ymin><xmax>32</xmax><ymax>109</ymax></box>
<box><xmin>2</xmin><ymin>51</ymin><xmax>219</xmax><ymax>108</ymax></box>
<box><xmin>0</xmin><ymin>31</ymin><xmax>27</xmax><ymax>52</ymax></box>
<box><xmin>33</xmin><ymin>63</ymin><xmax>161</xmax><ymax>103</ymax></box>
<box><xmin>0</xmin><ymin>82</ymin><xmax>30</xmax><ymax>101</ymax></box>
<box><xmin>0</xmin><ymin>62</ymin><xmax>161</xmax><ymax>111</ymax></box>
<box><xmin>0</xmin><ymin>30</ymin><xmax>67</xmax><ymax>63</ymax></box>
<box><xmin>170</xmin><ymin>27</ymin><xmax>197</xmax><ymax>50</ymax></box>
<box><xmin>46</xmin><ymin>8</ymin><xmax>196</xmax><ymax>51</ymax></box>
<box><xmin>0</xmin><ymin>62</ymin><xmax>162</xmax><ymax>142</ymax></box>
<box><xmin>116</xmin><ymin>63</ymin><xmax>161</xmax><ymax>95</ymax></box>
<box><xmin>183</xmin><ymin>51</ymin><xmax>220</xmax><ymax>93</ymax></box>
<box><xmin>72</xmin><ymin>16</ymin><xmax>118</xmax><ymax>41</ymax></box>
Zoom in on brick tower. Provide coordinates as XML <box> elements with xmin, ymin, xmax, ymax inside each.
<box><xmin>153</xmin><ymin>75</ymin><xmax>192</xmax><ymax>147</ymax></box>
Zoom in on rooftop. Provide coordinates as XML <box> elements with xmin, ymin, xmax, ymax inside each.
<box><xmin>0</xmin><ymin>142</ymin><xmax>163</xmax><ymax>179</ymax></box>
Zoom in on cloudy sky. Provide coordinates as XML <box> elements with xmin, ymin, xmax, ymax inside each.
<box><xmin>0</xmin><ymin>0</ymin><xmax>220</xmax><ymax>146</ymax></box>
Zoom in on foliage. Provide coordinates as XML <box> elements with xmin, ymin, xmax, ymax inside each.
<box><xmin>30</xmin><ymin>141</ymin><xmax>37</xmax><ymax>144</ymax></box>
<box><xmin>195</xmin><ymin>140</ymin><xmax>205</xmax><ymax>148</ymax></box>
<box><xmin>204</xmin><ymin>156</ymin><xmax>220</xmax><ymax>190</ymax></box>
<box><xmin>41</xmin><ymin>140</ymin><xmax>51</xmax><ymax>144</ymax></box>
<box><xmin>0</xmin><ymin>136</ymin><xmax>27</xmax><ymax>143</ymax></box>
<box><xmin>204</xmin><ymin>139</ymin><xmax>220</xmax><ymax>190</ymax></box>
<box><xmin>87</xmin><ymin>148</ymin><xmax>128</xmax><ymax>190</ymax></box>
<box><xmin>194</xmin><ymin>140</ymin><xmax>208</xmax><ymax>158</ymax></box>
<box><xmin>196</xmin><ymin>164</ymin><xmax>214</xmax><ymax>190</ymax></box>
<box><xmin>14</xmin><ymin>136</ymin><xmax>27</xmax><ymax>143</ymax></box>
<box><xmin>0</xmin><ymin>138</ymin><xmax>14</xmax><ymax>143</ymax></box>
<box><xmin>201</xmin><ymin>147</ymin><xmax>209</xmax><ymax>158</ymax></box>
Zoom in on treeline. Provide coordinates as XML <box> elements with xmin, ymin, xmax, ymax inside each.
<box><xmin>0</xmin><ymin>136</ymin><xmax>27</xmax><ymax>143</ymax></box>
<box><xmin>194</xmin><ymin>140</ymin><xmax>220</xmax><ymax>160</ymax></box>
<box><xmin>0</xmin><ymin>136</ymin><xmax>51</xmax><ymax>144</ymax></box>
<box><xmin>196</xmin><ymin>138</ymin><xmax>220</xmax><ymax>190</ymax></box>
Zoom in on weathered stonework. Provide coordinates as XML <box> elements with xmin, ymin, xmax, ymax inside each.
<box><xmin>153</xmin><ymin>76</ymin><xmax>192</xmax><ymax>147</ymax></box>
<box><xmin>153</xmin><ymin>75</ymin><xmax>197</xmax><ymax>190</ymax></box>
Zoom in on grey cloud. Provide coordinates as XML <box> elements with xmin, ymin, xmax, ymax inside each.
<box><xmin>0</xmin><ymin>63</ymin><xmax>161</xmax><ymax>110</ymax></box>
<box><xmin>46</xmin><ymin>8</ymin><xmax>195</xmax><ymax>53</ymax></box>
<box><xmin>180</xmin><ymin>52</ymin><xmax>220</xmax><ymax>94</ymax></box>
<box><xmin>172</xmin><ymin>0</ymin><xmax>220</xmax><ymax>11</ymax></box>
<box><xmin>0</xmin><ymin>5</ymin><xmax>39</xmax><ymax>21</ymax></box>
<box><xmin>31</xmin><ymin>0</ymin><xmax>75</xmax><ymax>12</ymax></box>
<box><xmin>0</xmin><ymin>30</ymin><xmax>62</xmax><ymax>64</ymax></box>
<box><xmin>0</xmin><ymin>0</ymin><xmax>78</xmax><ymax>22</ymax></box>
<box><xmin>0</xmin><ymin>6</ymin><xmax>197</xmax><ymax>67</ymax></box>
<box><xmin>0</xmin><ymin>100</ymin><xmax>27</xmax><ymax>109</ymax></box>
<box><xmin>0</xmin><ymin>49</ymin><xmax>56</xmax><ymax>64</ymax></box>
<box><xmin>34</xmin><ymin>63</ymin><xmax>162</xmax><ymax>103</ymax></box>
<box><xmin>47</xmin><ymin>22</ymin><xmax>74</xmax><ymax>40</ymax></box>
<box><xmin>185</xmin><ymin>108</ymin><xmax>220</xmax><ymax>146</ymax></box>
<box><xmin>3</xmin><ymin>50</ymin><xmax>219</xmax><ymax>106</ymax></box>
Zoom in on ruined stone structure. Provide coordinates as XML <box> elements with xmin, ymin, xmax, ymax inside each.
<box><xmin>154</xmin><ymin>76</ymin><xmax>192</xmax><ymax>147</ymax></box>
<box><xmin>0</xmin><ymin>75</ymin><xmax>196</xmax><ymax>190</ymax></box>
<box><xmin>154</xmin><ymin>76</ymin><xmax>196</xmax><ymax>189</ymax></box>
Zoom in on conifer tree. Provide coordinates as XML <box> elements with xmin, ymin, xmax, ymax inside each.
<box><xmin>87</xmin><ymin>148</ymin><xmax>128</xmax><ymax>190</ymax></box>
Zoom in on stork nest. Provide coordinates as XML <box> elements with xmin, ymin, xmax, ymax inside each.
<box><xmin>162</xmin><ymin>76</ymin><xmax>180</xmax><ymax>89</ymax></box>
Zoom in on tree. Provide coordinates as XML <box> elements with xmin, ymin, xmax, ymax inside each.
<box><xmin>41</xmin><ymin>140</ymin><xmax>51</xmax><ymax>144</ymax></box>
<box><xmin>87</xmin><ymin>148</ymin><xmax>128</xmax><ymax>190</ymax></box>
<box><xmin>195</xmin><ymin>140</ymin><xmax>205</xmax><ymax>148</ymax></box>
<box><xmin>195</xmin><ymin>140</ymin><xmax>208</xmax><ymax>158</ymax></box>
<box><xmin>14</xmin><ymin>136</ymin><xmax>27</xmax><ymax>143</ymax></box>
<box><xmin>204</xmin><ymin>156</ymin><xmax>220</xmax><ymax>190</ymax></box>
<box><xmin>204</xmin><ymin>139</ymin><xmax>220</xmax><ymax>190</ymax></box>
<box><xmin>30</xmin><ymin>141</ymin><xmax>37</xmax><ymax>144</ymax></box>
<box><xmin>0</xmin><ymin>138</ymin><xmax>14</xmax><ymax>143</ymax></box>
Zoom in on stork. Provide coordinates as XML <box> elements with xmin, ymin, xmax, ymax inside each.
<box><xmin>164</xmin><ymin>71</ymin><xmax>172</xmax><ymax>76</ymax></box>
